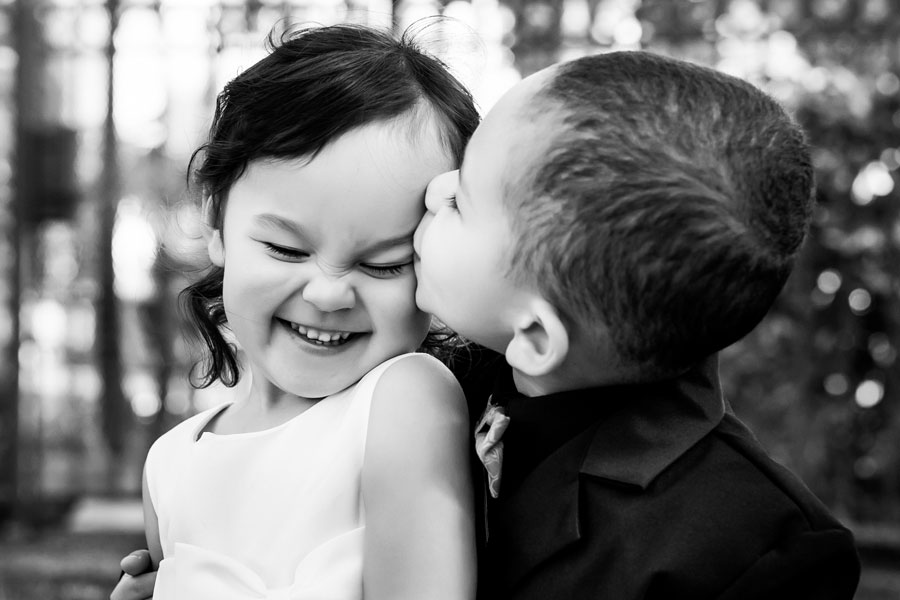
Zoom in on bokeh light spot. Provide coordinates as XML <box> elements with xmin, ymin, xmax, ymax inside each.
<box><xmin>851</xmin><ymin>161</ymin><xmax>895</xmax><ymax>205</ymax></box>
<box><xmin>854</xmin><ymin>380</ymin><xmax>884</xmax><ymax>408</ymax></box>
<box><xmin>816</xmin><ymin>269</ymin><xmax>842</xmax><ymax>294</ymax></box>
<box><xmin>868</xmin><ymin>333</ymin><xmax>897</xmax><ymax>366</ymax></box>
<box><xmin>848</xmin><ymin>288</ymin><xmax>872</xmax><ymax>314</ymax></box>
<box><xmin>824</xmin><ymin>373</ymin><xmax>849</xmax><ymax>396</ymax></box>
<box><xmin>876</xmin><ymin>72</ymin><xmax>900</xmax><ymax>96</ymax></box>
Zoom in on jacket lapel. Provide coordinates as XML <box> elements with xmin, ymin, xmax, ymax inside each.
<box><xmin>487</xmin><ymin>424</ymin><xmax>596</xmax><ymax>592</ymax></box>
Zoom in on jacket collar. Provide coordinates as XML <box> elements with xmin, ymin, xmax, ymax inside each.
<box><xmin>580</xmin><ymin>354</ymin><xmax>724</xmax><ymax>488</ymax></box>
<box><xmin>485</xmin><ymin>355</ymin><xmax>724</xmax><ymax>591</ymax></box>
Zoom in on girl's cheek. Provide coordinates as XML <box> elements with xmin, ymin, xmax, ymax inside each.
<box><xmin>389</xmin><ymin>276</ymin><xmax>420</xmax><ymax>309</ymax></box>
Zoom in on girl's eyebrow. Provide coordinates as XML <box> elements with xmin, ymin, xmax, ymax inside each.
<box><xmin>362</xmin><ymin>227</ymin><xmax>418</xmax><ymax>255</ymax></box>
<box><xmin>253</xmin><ymin>213</ymin><xmax>304</xmax><ymax>235</ymax></box>
<box><xmin>253</xmin><ymin>213</ymin><xmax>415</xmax><ymax>254</ymax></box>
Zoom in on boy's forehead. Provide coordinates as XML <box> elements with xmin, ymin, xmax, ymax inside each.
<box><xmin>488</xmin><ymin>66</ymin><xmax>557</xmax><ymax>127</ymax></box>
<box><xmin>462</xmin><ymin>65</ymin><xmax>560</xmax><ymax>172</ymax></box>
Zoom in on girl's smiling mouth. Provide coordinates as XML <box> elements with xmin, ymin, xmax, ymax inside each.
<box><xmin>276</xmin><ymin>318</ymin><xmax>361</xmax><ymax>347</ymax></box>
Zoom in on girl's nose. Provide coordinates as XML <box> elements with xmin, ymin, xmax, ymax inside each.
<box><xmin>301</xmin><ymin>270</ymin><xmax>355</xmax><ymax>312</ymax></box>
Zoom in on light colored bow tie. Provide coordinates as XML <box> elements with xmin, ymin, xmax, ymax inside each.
<box><xmin>474</xmin><ymin>396</ymin><xmax>510</xmax><ymax>499</ymax></box>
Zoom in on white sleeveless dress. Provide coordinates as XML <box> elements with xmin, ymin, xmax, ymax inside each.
<box><xmin>146</xmin><ymin>352</ymin><xmax>433</xmax><ymax>600</ymax></box>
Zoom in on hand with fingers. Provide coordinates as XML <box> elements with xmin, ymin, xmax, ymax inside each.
<box><xmin>110</xmin><ymin>549</ymin><xmax>157</xmax><ymax>600</ymax></box>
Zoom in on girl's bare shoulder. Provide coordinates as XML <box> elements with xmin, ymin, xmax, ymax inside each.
<box><xmin>371</xmin><ymin>353</ymin><xmax>467</xmax><ymax>419</ymax></box>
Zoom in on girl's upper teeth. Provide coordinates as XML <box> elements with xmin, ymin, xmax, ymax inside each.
<box><xmin>292</xmin><ymin>323</ymin><xmax>351</xmax><ymax>341</ymax></box>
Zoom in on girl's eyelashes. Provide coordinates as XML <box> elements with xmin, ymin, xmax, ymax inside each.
<box><xmin>264</xmin><ymin>242</ymin><xmax>309</xmax><ymax>260</ymax></box>
<box><xmin>359</xmin><ymin>262</ymin><xmax>412</xmax><ymax>278</ymax></box>
<box><xmin>446</xmin><ymin>194</ymin><xmax>459</xmax><ymax>211</ymax></box>
<box><xmin>263</xmin><ymin>241</ymin><xmax>410</xmax><ymax>277</ymax></box>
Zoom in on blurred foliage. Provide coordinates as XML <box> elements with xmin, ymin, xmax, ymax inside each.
<box><xmin>645</xmin><ymin>0</ymin><xmax>900</xmax><ymax>525</ymax></box>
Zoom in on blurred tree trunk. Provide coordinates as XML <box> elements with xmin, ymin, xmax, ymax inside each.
<box><xmin>0</xmin><ymin>2</ymin><xmax>28</xmax><ymax>526</ymax></box>
<box><xmin>98</xmin><ymin>0</ymin><xmax>127</xmax><ymax>460</ymax></box>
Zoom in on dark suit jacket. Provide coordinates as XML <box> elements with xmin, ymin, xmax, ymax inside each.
<box><xmin>475</xmin><ymin>356</ymin><xmax>860</xmax><ymax>600</ymax></box>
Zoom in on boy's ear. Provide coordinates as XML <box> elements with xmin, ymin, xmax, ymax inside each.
<box><xmin>505</xmin><ymin>298</ymin><xmax>569</xmax><ymax>377</ymax></box>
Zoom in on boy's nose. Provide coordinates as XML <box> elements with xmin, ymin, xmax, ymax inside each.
<box><xmin>413</xmin><ymin>213</ymin><xmax>432</xmax><ymax>255</ymax></box>
<box><xmin>301</xmin><ymin>270</ymin><xmax>355</xmax><ymax>312</ymax></box>
<box><xmin>423</xmin><ymin>169</ymin><xmax>459</xmax><ymax>213</ymax></box>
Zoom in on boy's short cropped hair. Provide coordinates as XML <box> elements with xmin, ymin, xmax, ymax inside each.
<box><xmin>505</xmin><ymin>51</ymin><xmax>814</xmax><ymax>375</ymax></box>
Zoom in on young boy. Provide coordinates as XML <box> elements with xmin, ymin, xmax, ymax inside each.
<box><xmin>112</xmin><ymin>51</ymin><xmax>860</xmax><ymax>599</ymax></box>
<box><xmin>413</xmin><ymin>50</ymin><xmax>860</xmax><ymax>598</ymax></box>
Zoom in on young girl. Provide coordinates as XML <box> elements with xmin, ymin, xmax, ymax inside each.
<box><xmin>140</xmin><ymin>23</ymin><xmax>481</xmax><ymax>600</ymax></box>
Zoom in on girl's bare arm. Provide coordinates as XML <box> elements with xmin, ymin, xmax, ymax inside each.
<box><xmin>362</xmin><ymin>355</ymin><xmax>476</xmax><ymax>600</ymax></box>
<box><xmin>141</xmin><ymin>466</ymin><xmax>164</xmax><ymax>569</ymax></box>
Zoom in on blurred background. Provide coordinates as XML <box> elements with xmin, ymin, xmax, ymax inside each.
<box><xmin>0</xmin><ymin>0</ymin><xmax>897</xmax><ymax>598</ymax></box>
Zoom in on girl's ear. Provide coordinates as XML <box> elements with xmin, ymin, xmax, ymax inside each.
<box><xmin>201</xmin><ymin>196</ymin><xmax>217</xmax><ymax>227</ymax></box>
<box><xmin>207</xmin><ymin>229</ymin><xmax>225</xmax><ymax>267</ymax></box>
<box><xmin>505</xmin><ymin>298</ymin><xmax>569</xmax><ymax>377</ymax></box>
<box><xmin>202</xmin><ymin>197</ymin><xmax>225</xmax><ymax>266</ymax></box>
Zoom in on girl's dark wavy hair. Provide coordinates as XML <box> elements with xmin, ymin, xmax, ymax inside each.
<box><xmin>180</xmin><ymin>21</ymin><xmax>480</xmax><ymax>388</ymax></box>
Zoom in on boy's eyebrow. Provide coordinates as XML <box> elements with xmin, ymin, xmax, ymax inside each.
<box><xmin>252</xmin><ymin>213</ymin><xmax>415</xmax><ymax>254</ymax></box>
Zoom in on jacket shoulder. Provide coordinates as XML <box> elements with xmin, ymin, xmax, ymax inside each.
<box><xmin>572</xmin><ymin>413</ymin><xmax>860</xmax><ymax>597</ymax></box>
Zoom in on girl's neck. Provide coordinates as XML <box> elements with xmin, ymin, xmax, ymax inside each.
<box><xmin>209</xmin><ymin>380</ymin><xmax>322</xmax><ymax>435</ymax></box>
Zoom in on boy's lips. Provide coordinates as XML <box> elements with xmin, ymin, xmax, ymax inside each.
<box><xmin>412</xmin><ymin>228</ymin><xmax>423</xmax><ymax>255</ymax></box>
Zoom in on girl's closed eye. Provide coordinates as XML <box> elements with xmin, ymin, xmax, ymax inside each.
<box><xmin>445</xmin><ymin>194</ymin><xmax>459</xmax><ymax>211</ymax></box>
<box><xmin>264</xmin><ymin>242</ymin><xmax>310</xmax><ymax>261</ymax></box>
<box><xmin>359</xmin><ymin>261</ymin><xmax>412</xmax><ymax>278</ymax></box>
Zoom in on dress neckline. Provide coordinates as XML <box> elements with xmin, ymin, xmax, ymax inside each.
<box><xmin>191</xmin><ymin>353</ymin><xmax>420</xmax><ymax>443</ymax></box>
<box><xmin>192</xmin><ymin>397</ymin><xmax>326</xmax><ymax>442</ymax></box>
